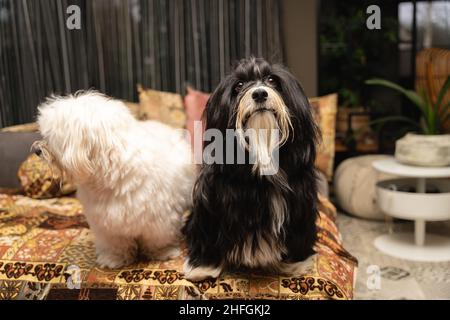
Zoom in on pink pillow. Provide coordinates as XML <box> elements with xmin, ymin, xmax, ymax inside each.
<box><xmin>184</xmin><ymin>86</ymin><xmax>210</xmax><ymax>149</ymax></box>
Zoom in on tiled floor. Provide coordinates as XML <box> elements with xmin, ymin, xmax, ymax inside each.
<box><xmin>336</xmin><ymin>213</ymin><xmax>450</xmax><ymax>300</ymax></box>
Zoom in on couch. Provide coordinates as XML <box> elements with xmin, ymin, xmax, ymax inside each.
<box><xmin>0</xmin><ymin>90</ymin><xmax>357</xmax><ymax>300</ymax></box>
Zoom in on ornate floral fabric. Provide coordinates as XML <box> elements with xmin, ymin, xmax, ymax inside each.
<box><xmin>0</xmin><ymin>193</ymin><xmax>357</xmax><ymax>300</ymax></box>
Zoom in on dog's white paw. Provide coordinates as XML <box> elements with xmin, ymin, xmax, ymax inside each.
<box><xmin>96</xmin><ymin>251</ymin><xmax>134</xmax><ymax>269</ymax></box>
<box><xmin>279</xmin><ymin>254</ymin><xmax>316</xmax><ymax>276</ymax></box>
<box><xmin>183</xmin><ymin>260</ymin><xmax>222</xmax><ymax>281</ymax></box>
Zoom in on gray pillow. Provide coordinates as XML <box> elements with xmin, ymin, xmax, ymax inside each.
<box><xmin>316</xmin><ymin>170</ymin><xmax>329</xmax><ymax>199</ymax></box>
<box><xmin>0</xmin><ymin>132</ymin><xmax>42</xmax><ymax>188</ymax></box>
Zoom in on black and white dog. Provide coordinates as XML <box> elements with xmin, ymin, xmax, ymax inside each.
<box><xmin>183</xmin><ymin>57</ymin><xmax>320</xmax><ymax>281</ymax></box>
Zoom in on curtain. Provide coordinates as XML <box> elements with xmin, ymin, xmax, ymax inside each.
<box><xmin>0</xmin><ymin>0</ymin><xmax>283</xmax><ymax>128</ymax></box>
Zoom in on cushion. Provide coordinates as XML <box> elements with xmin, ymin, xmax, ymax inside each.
<box><xmin>17</xmin><ymin>154</ymin><xmax>76</xmax><ymax>199</ymax></box>
<box><xmin>137</xmin><ymin>86</ymin><xmax>186</xmax><ymax>128</ymax></box>
<box><xmin>309</xmin><ymin>93</ymin><xmax>338</xmax><ymax>181</ymax></box>
<box><xmin>334</xmin><ymin>155</ymin><xmax>398</xmax><ymax>220</ymax></box>
<box><xmin>183</xmin><ymin>86</ymin><xmax>209</xmax><ymax>148</ymax></box>
<box><xmin>316</xmin><ymin>171</ymin><xmax>329</xmax><ymax>198</ymax></box>
<box><xmin>0</xmin><ymin>193</ymin><xmax>357</xmax><ymax>300</ymax></box>
<box><xmin>123</xmin><ymin>102</ymin><xmax>141</xmax><ymax>119</ymax></box>
<box><xmin>0</xmin><ymin>123</ymin><xmax>39</xmax><ymax>133</ymax></box>
<box><xmin>0</xmin><ymin>132</ymin><xmax>42</xmax><ymax>189</ymax></box>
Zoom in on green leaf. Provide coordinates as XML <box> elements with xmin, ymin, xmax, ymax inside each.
<box><xmin>346</xmin><ymin>115</ymin><xmax>422</xmax><ymax>140</ymax></box>
<box><xmin>435</xmin><ymin>75</ymin><xmax>450</xmax><ymax>116</ymax></box>
<box><xmin>444</xmin><ymin>112</ymin><xmax>450</xmax><ymax>124</ymax></box>
<box><xmin>365</xmin><ymin>78</ymin><xmax>426</xmax><ymax>115</ymax></box>
<box><xmin>367</xmin><ymin>116</ymin><xmax>422</xmax><ymax>130</ymax></box>
<box><xmin>346</xmin><ymin>116</ymin><xmax>424</xmax><ymax>142</ymax></box>
<box><xmin>442</xmin><ymin>102</ymin><xmax>450</xmax><ymax>123</ymax></box>
<box><xmin>420</xmin><ymin>88</ymin><xmax>437</xmax><ymax>134</ymax></box>
<box><xmin>419</xmin><ymin>88</ymin><xmax>431</xmax><ymax>125</ymax></box>
<box><xmin>441</xmin><ymin>101</ymin><xmax>450</xmax><ymax>119</ymax></box>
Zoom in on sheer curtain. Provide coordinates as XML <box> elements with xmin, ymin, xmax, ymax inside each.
<box><xmin>0</xmin><ymin>0</ymin><xmax>283</xmax><ymax>127</ymax></box>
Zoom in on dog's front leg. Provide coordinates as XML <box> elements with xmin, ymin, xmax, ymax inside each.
<box><xmin>278</xmin><ymin>254</ymin><xmax>317</xmax><ymax>276</ymax></box>
<box><xmin>183</xmin><ymin>259</ymin><xmax>223</xmax><ymax>282</ymax></box>
<box><xmin>182</xmin><ymin>177</ymin><xmax>224</xmax><ymax>281</ymax></box>
<box><xmin>91</xmin><ymin>227</ymin><xmax>138</xmax><ymax>269</ymax></box>
<box><xmin>182</xmin><ymin>214</ymin><xmax>223</xmax><ymax>281</ymax></box>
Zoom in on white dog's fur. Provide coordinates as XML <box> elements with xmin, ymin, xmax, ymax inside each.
<box><xmin>37</xmin><ymin>92</ymin><xmax>195</xmax><ymax>269</ymax></box>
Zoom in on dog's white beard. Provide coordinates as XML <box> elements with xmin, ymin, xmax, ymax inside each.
<box><xmin>245</xmin><ymin>112</ymin><xmax>280</xmax><ymax>176</ymax></box>
<box><xmin>235</xmin><ymin>87</ymin><xmax>292</xmax><ymax>178</ymax></box>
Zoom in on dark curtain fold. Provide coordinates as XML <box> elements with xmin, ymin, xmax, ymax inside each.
<box><xmin>0</xmin><ymin>0</ymin><xmax>283</xmax><ymax>128</ymax></box>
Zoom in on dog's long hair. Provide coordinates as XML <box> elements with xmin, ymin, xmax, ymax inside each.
<box><xmin>36</xmin><ymin>92</ymin><xmax>195</xmax><ymax>268</ymax></box>
<box><xmin>184</xmin><ymin>57</ymin><xmax>320</xmax><ymax>275</ymax></box>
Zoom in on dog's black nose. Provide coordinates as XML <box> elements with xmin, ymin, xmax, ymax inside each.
<box><xmin>252</xmin><ymin>89</ymin><xmax>268</xmax><ymax>103</ymax></box>
<box><xmin>31</xmin><ymin>145</ymin><xmax>42</xmax><ymax>157</ymax></box>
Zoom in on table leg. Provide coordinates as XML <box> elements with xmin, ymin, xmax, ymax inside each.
<box><xmin>415</xmin><ymin>220</ymin><xmax>425</xmax><ymax>246</ymax></box>
<box><xmin>415</xmin><ymin>178</ymin><xmax>426</xmax><ymax>246</ymax></box>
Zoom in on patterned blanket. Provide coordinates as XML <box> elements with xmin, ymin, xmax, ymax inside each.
<box><xmin>0</xmin><ymin>193</ymin><xmax>357</xmax><ymax>300</ymax></box>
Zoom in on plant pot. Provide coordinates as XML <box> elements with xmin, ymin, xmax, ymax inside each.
<box><xmin>395</xmin><ymin>133</ymin><xmax>450</xmax><ymax>167</ymax></box>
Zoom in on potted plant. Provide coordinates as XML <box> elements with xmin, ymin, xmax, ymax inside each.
<box><xmin>318</xmin><ymin>1</ymin><xmax>398</xmax><ymax>147</ymax></box>
<box><xmin>366</xmin><ymin>74</ymin><xmax>450</xmax><ymax>167</ymax></box>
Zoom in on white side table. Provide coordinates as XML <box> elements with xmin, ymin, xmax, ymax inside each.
<box><xmin>372</xmin><ymin>157</ymin><xmax>450</xmax><ymax>262</ymax></box>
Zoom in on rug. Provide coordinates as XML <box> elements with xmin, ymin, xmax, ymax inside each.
<box><xmin>336</xmin><ymin>213</ymin><xmax>450</xmax><ymax>300</ymax></box>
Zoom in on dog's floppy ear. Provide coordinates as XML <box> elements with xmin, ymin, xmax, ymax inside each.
<box><xmin>273</xmin><ymin>65</ymin><xmax>320</xmax><ymax>167</ymax></box>
<box><xmin>203</xmin><ymin>75</ymin><xmax>237</xmax><ymax>133</ymax></box>
<box><xmin>37</xmin><ymin>103</ymin><xmax>95</xmax><ymax>180</ymax></box>
<box><xmin>59</xmin><ymin>123</ymin><xmax>96</xmax><ymax>180</ymax></box>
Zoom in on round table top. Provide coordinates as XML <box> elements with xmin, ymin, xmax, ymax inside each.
<box><xmin>373</xmin><ymin>157</ymin><xmax>450</xmax><ymax>178</ymax></box>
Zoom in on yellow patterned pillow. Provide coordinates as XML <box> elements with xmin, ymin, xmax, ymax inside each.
<box><xmin>309</xmin><ymin>93</ymin><xmax>338</xmax><ymax>181</ymax></box>
<box><xmin>17</xmin><ymin>154</ymin><xmax>76</xmax><ymax>199</ymax></box>
<box><xmin>137</xmin><ymin>85</ymin><xmax>186</xmax><ymax>128</ymax></box>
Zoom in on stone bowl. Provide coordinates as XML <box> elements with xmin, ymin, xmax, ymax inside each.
<box><xmin>395</xmin><ymin>133</ymin><xmax>450</xmax><ymax>167</ymax></box>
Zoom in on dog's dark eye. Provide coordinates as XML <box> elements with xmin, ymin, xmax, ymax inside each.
<box><xmin>234</xmin><ymin>81</ymin><xmax>244</xmax><ymax>93</ymax></box>
<box><xmin>266</xmin><ymin>76</ymin><xmax>278</xmax><ymax>87</ymax></box>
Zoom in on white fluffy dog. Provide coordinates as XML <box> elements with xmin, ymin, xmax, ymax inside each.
<box><xmin>35</xmin><ymin>91</ymin><xmax>195</xmax><ymax>269</ymax></box>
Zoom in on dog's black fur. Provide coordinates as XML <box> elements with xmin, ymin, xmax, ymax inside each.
<box><xmin>183</xmin><ymin>57</ymin><xmax>319</xmax><ymax>274</ymax></box>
